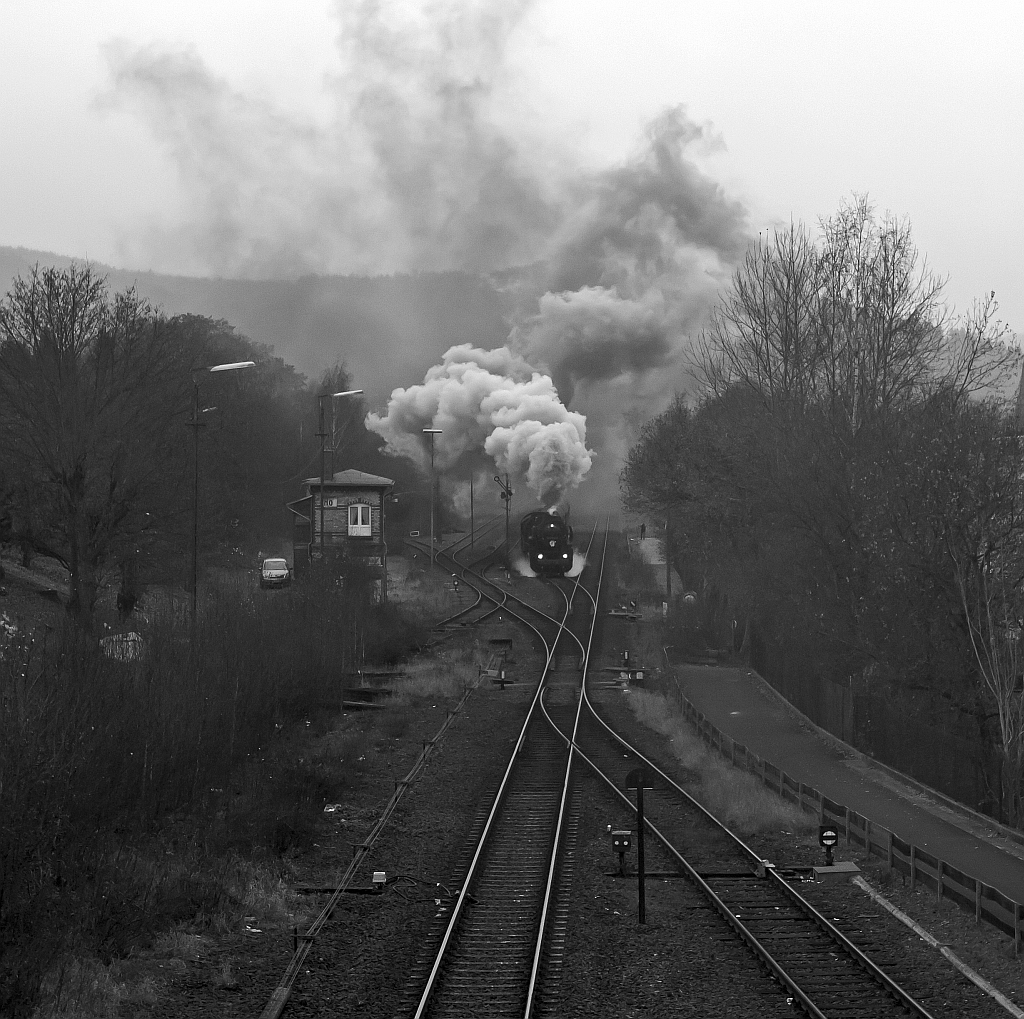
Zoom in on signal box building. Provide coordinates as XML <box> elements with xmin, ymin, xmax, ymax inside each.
<box><xmin>288</xmin><ymin>469</ymin><xmax>394</xmax><ymax>597</ymax></box>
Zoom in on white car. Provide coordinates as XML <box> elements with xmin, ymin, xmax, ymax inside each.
<box><xmin>259</xmin><ymin>558</ymin><xmax>291</xmax><ymax>589</ymax></box>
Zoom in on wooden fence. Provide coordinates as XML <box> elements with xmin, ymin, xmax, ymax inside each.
<box><xmin>679</xmin><ymin>689</ymin><xmax>1024</xmax><ymax>952</ymax></box>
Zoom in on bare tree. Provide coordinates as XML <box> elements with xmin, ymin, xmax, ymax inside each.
<box><xmin>694</xmin><ymin>221</ymin><xmax>819</xmax><ymax>411</ymax></box>
<box><xmin>0</xmin><ymin>265</ymin><xmax>192</xmax><ymax>627</ymax></box>
<box><xmin>695</xmin><ymin>197</ymin><xmax>1015</xmax><ymax>427</ymax></box>
<box><xmin>955</xmin><ymin>544</ymin><xmax>1024</xmax><ymax>824</ymax></box>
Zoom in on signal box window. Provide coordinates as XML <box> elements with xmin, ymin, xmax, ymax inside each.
<box><xmin>348</xmin><ymin>503</ymin><xmax>371</xmax><ymax>537</ymax></box>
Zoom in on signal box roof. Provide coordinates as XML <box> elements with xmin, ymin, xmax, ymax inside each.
<box><xmin>304</xmin><ymin>469</ymin><xmax>395</xmax><ymax>488</ymax></box>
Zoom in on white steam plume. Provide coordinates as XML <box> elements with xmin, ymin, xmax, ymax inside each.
<box><xmin>366</xmin><ymin>344</ymin><xmax>592</xmax><ymax>506</ymax></box>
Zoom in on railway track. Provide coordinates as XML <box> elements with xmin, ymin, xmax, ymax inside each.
<box><xmin>400</xmin><ymin>524</ymin><xmax>607</xmax><ymax>1017</ymax></box>
<box><xmin>258</xmin><ymin>519</ymin><xmax>959</xmax><ymax>1017</ymax></box>
<box><xmin>411</xmin><ymin>522</ymin><xmax>941</xmax><ymax>1017</ymax></box>
<box><xmin>566</xmin><ymin>707</ymin><xmax>937</xmax><ymax>1018</ymax></box>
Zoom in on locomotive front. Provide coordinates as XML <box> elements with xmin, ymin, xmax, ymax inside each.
<box><xmin>521</xmin><ymin>511</ymin><xmax>574</xmax><ymax>576</ymax></box>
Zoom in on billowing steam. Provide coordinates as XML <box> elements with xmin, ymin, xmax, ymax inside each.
<box><xmin>101</xmin><ymin>1</ymin><xmax>751</xmax><ymax>509</ymax></box>
<box><xmin>366</xmin><ymin>344</ymin><xmax>592</xmax><ymax>506</ymax></box>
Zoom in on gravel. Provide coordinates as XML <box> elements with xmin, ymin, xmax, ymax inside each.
<box><xmin>139</xmin><ymin>620</ymin><xmax>1024</xmax><ymax>1018</ymax></box>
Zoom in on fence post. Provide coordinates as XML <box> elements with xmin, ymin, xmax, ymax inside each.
<box><xmin>845</xmin><ymin>807</ymin><xmax>851</xmax><ymax>844</ymax></box>
<box><xmin>1016</xmin><ymin>903</ymin><xmax>1022</xmax><ymax>956</ymax></box>
<box><xmin>937</xmin><ymin>859</ymin><xmax>943</xmax><ymax>905</ymax></box>
<box><xmin>819</xmin><ymin>797</ymin><xmax>825</xmax><ymax>824</ymax></box>
<box><xmin>910</xmin><ymin>844</ymin><xmax>917</xmax><ymax>890</ymax></box>
<box><xmin>864</xmin><ymin>818</ymin><xmax>871</xmax><ymax>859</ymax></box>
<box><xmin>975</xmin><ymin>880</ymin><xmax>982</xmax><ymax>924</ymax></box>
<box><xmin>887</xmin><ymin>830</ymin><xmax>893</xmax><ymax>872</ymax></box>
<box><xmin>799</xmin><ymin>783</ymin><xmax>805</xmax><ymax>813</ymax></box>
<box><xmin>730</xmin><ymin>738</ymin><xmax>736</xmax><ymax>766</ymax></box>
<box><xmin>761</xmin><ymin>758</ymin><xmax>766</xmax><ymax>788</ymax></box>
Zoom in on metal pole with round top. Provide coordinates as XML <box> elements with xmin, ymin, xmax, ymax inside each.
<box><xmin>422</xmin><ymin>428</ymin><xmax>443</xmax><ymax>565</ymax></box>
<box><xmin>189</xmin><ymin>360</ymin><xmax>254</xmax><ymax>631</ymax></box>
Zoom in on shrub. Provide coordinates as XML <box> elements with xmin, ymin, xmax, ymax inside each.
<box><xmin>0</xmin><ymin>571</ymin><xmax>427</xmax><ymax>1014</ymax></box>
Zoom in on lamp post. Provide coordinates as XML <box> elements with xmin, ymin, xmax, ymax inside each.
<box><xmin>189</xmin><ymin>360</ymin><xmax>254</xmax><ymax>623</ymax></box>
<box><xmin>317</xmin><ymin>390</ymin><xmax>363</xmax><ymax>562</ymax></box>
<box><xmin>422</xmin><ymin>428</ymin><xmax>442</xmax><ymax>565</ymax></box>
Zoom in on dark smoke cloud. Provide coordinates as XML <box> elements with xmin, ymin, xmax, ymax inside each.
<box><xmin>101</xmin><ymin>1</ymin><xmax>750</xmax><ymax>511</ymax></box>
<box><xmin>100</xmin><ymin>0</ymin><xmax>561</xmax><ymax>277</ymax></box>
<box><xmin>510</xmin><ymin>107</ymin><xmax>747</xmax><ymax>404</ymax></box>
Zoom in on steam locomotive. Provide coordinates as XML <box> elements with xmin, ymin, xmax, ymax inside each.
<box><xmin>520</xmin><ymin>510</ymin><xmax>574</xmax><ymax>576</ymax></box>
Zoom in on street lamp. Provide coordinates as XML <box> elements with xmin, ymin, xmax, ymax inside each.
<box><xmin>317</xmin><ymin>390</ymin><xmax>363</xmax><ymax>561</ymax></box>
<box><xmin>189</xmin><ymin>360</ymin><xmax>255</xmax><ymax>623</ymax></box>
<box><xmin>423</xmin><ymin>428</ymin><xmax>443</xmax><ymax>564</ymax></box>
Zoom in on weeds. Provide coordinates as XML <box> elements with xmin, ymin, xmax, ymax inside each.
<box><xmin>32</xmin><ymin>956</ymin><xmax>160</xmax><ymax>1019</ymax></box>
<box><xmin>0</xmin><ymin>569</ymin><xmax>426</xmax><ymax>1016</ymax></box>
<box><xmin>390</xmin><ymin>655</ymin><xmax>479</xmax><ymax>703</ymax></box>
<box><xmin>626</xmin><ymin>689</ymin><xmax>814</xmax><ymax>838</ymax></box>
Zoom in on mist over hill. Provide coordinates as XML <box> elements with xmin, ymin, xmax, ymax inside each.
<box><xmin>0</xmin><ymin>246</ymin><xmax>515</xmax><ymax>408</ymax></box>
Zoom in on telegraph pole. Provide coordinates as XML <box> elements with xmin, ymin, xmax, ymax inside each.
<box><xmin>494</xmin><ymin>474</ymin><xmax>513</xmax><ymax>553</ymax></box>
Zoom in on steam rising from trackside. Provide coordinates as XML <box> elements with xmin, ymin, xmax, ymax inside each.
<box><xmin>101</xmin><ymin>0</ymin><xmax>750</xmax><ymax>508</ymax></box>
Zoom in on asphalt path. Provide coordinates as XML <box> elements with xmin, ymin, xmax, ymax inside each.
<box><xmin>624</xmin><ymin>527</ymin><xmax>1024</xmax><ymax>907</ymax></box>
<box><xmin>674</xmin><ymin>661</ymin><xmax>1024</xmax><ymax>905</ymax></box>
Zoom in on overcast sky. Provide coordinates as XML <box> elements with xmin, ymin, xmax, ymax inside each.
<box><xmin>1</xmin><ymin>0</ymin><xmax>1020</xmax><ymax>337</ymax></box>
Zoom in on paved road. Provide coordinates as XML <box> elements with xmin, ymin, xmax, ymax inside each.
<box><xmin>625</xmin><ymin>523</ymin><xmax>1024</xmax><ymax>906</ymax></box>
<box><xmin>673</xmin><ymin>660</ymin><xmax>1024</xmax><ymax>904</ymax></box>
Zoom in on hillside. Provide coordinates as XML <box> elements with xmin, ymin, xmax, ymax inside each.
<box><xmin>0</xmin><ymin>247</ymin><xmax>517</xmax><ymax>406</ymax></box>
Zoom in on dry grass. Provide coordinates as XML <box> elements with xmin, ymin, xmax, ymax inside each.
<box><xmin>1</xmin><ymin>566</ymin><xmax>430</xmax><ymax>1017</ymax></box>
<box><xmin>31</xmin><ymin>957</ymin><xmax>160</xmax><ymax>1019</ymax></box>
<box><xmin>389</xmin><ymin>656</ymin><xmax>481</xmax><ymax>703</ymax></box>
<box><xmin>625</xmin><ymin>688</ymin><xmax>815</xmax><ymax>838</ymax></box>
<box><xmin>387</xmin><ymin>561</ymin><xmax>463</xmax><ymax>618</ymax></box>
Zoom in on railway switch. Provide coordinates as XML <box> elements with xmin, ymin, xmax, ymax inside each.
<box><xmin>819</xmin><ymin>825</ymin><xmax>839</xmax><ymax>867</ymax></box>
<box><xmin>607</xmin><ymin>826</ymin><xmax>633</xmax><ymax>876</ymax></box>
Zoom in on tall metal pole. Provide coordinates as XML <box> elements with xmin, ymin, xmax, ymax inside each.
<box><xmin>191</xmin><ymin>380</ymin><xmax>201</xmax><ymax>622</ymax></box>
<box><xmin>422</xmin><ymin>428</ymin><xmax>442</xmax><ymax>566</ymax></box>
<box><xmin>318</xmin><ymin>396</ymin><xmax>327</xmax><ymax>562</ymax></box>
<box><xmin>494</xmin><ymin>473</ymin><xmax>513</xmax><ymax>557</ymax></box>
<box><xmin>665</xmin><ymin>512</ymin><xmax>672</xmax><ymax>600</ymax></box>
<box><xmin>189</xmin><ymin>360</ymin><xmax>254</xmax><ymax>632</ymax></box>
<box><xmin>430</xmin><ymin>436</ymin><xmax>435</xmax><ymax>564</ymax></box>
